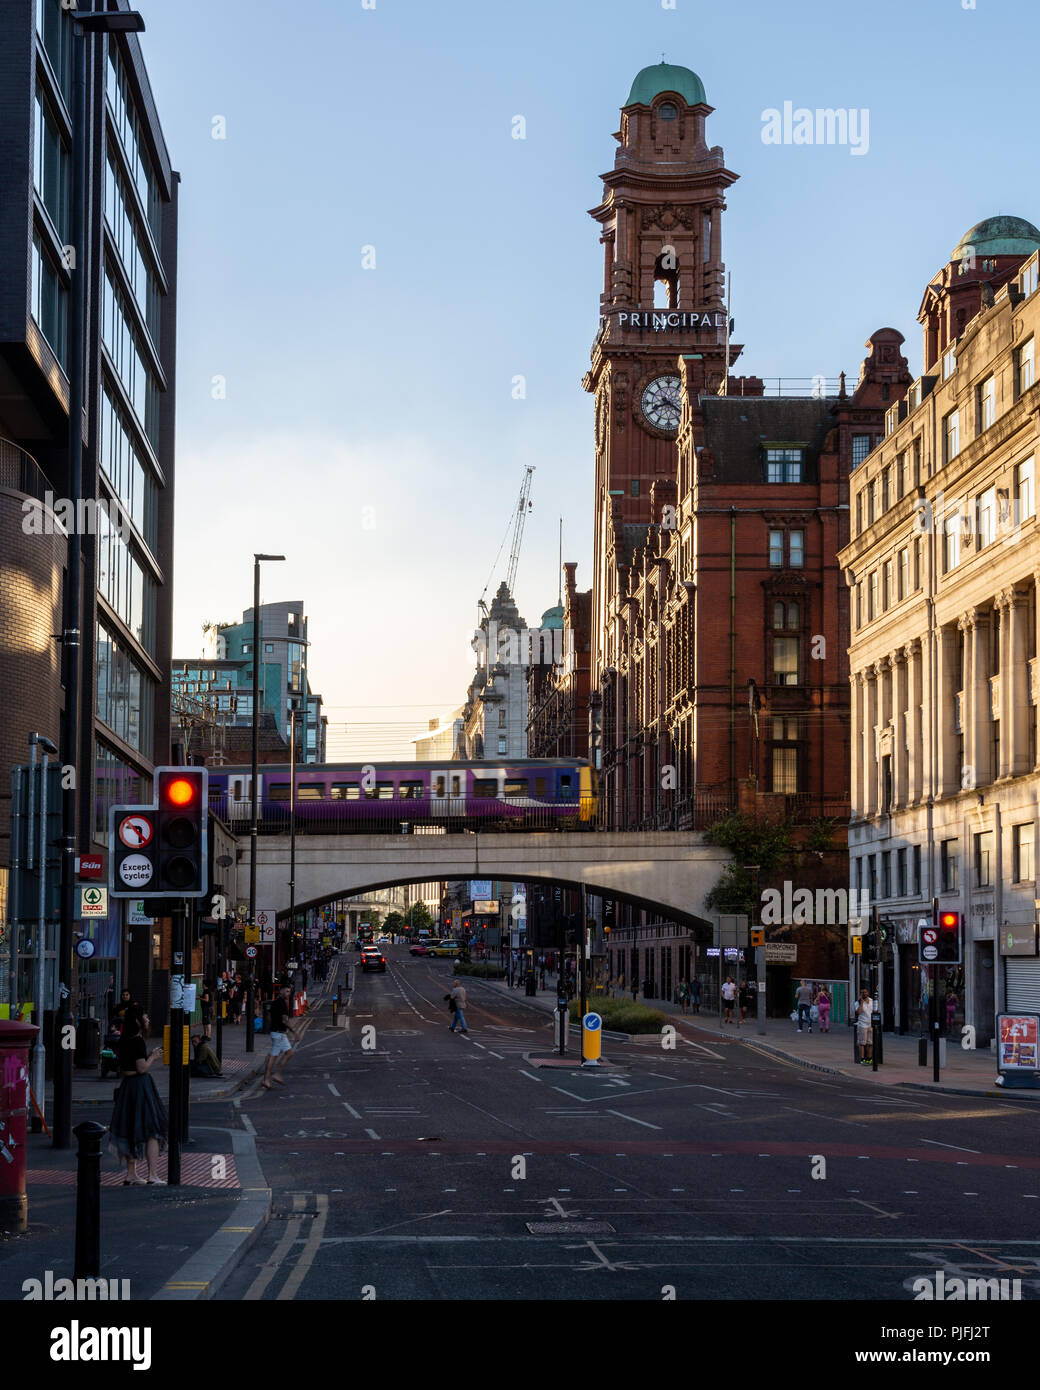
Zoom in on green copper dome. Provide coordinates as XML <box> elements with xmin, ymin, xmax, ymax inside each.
<box><xmin>951</xmin><ymin>215</ymin><xmax>1040</xmax><ymax>262</ymax></box>
<box><xmin>625</xmin><ymin>62</ymin><xmax>706</xmax><ymax>109</ymax></box>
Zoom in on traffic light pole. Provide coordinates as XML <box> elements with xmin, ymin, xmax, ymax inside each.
<box><xmin>168</xmin><ymin>901</ymin><xmax>185</xmax><ymax>1186</ymax></box>
<box><xmin>931</xmin><ymin>897</ymin><xmax>941</xmax><ymax>1083</ymax></box>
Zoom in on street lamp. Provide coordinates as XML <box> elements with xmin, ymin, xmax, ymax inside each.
<box><xmin>246</xmin><ymin>554</ymin><xmax>285</xmax><ymax>1052</ymax></box>
<box><xmin>53</xmin><ymin>2</ymin><xmax>146</xmax><ymax>1151</ymax></box>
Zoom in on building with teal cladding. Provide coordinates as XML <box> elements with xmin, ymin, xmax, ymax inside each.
<box><xmin>625</xmin><ymin>61</ymin><xmax>708</xmax><ymax>109</ymax></box>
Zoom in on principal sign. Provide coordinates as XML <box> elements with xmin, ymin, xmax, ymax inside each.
<box><xmin>614</xmin><ymin>310</ymin><xmax>727</xmax><ymax>332</ymax></box>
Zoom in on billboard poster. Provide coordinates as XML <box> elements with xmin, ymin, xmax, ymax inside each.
<box><xmin>997</xmin><ymin>1014</ymin><xmax>1039</xmax><ymax>1072</ymax></box>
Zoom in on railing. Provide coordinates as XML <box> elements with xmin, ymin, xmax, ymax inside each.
<box><xmin>0</xmin><ymin>438</ymin><xmax>51</xmax><ymax>504</ymax></box>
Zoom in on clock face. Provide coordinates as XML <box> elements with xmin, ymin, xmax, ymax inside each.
<box><xmin>640</xmin><ymin>375</ymin><xmax>681</xmax><ymax>432</ymax></box>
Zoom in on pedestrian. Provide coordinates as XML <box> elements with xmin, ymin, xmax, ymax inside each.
<box><xmin>794</xmin><ymin>978</ymin><xmax>813</xmax><ymax>1033</ymax></box>
<box><xmin>200</xmin><ymin>982</ymin><xmax>214</xmax><ymax>1040</ymax></box>
<box><xmin>855</xmin><ymin>988</ymin><xmax>874</xmax><ymax>1064</ymax></box>
<box><xmin>677</xmin><ymin>979</ymin><xmax>690</xmax><ymax>1015</ymax></box>
<box><xmin>189</xmin><ymin>1032</ymin><xmax>222</xmax><ymax>1078</ymax></box>
<box><xmin>262</xmin><ymin>984</ymin><xmax>298</xmax><ymax>1090</ymax></box>
<box><xmin>690</xmin><ymin>977</ymin><xmax>701</xmax><ymax>1014</ymax></box>
<box><xmin>110</xmin><ymin>988</ymin><xmax>135</xmax><ymax>1027</ymax></box>
<box><xmin>739</xmin><ymin>978</ymin><xmax>752</xmax><ymax>1022</ymax></box>
<box><xmin>109</xmin><ymin>1009</ymin><xmax>167</xmax><ymax>1185</ymax></box>
<box><xmin>816</xmin><ymin>984</ymin><xmax>831</xmax><ymax>1033</ymax></box>
<box><xmin>721</xmin><ymin>975</ymin><xmax>736</xmax><ymax>1023</ymax></box>
<box><xmin>449</xmin><ymin>979</ymin><xmax>469</xmax><ymax>1034</ymax></box>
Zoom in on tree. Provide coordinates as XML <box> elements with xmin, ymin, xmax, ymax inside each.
<box><xmin>406</xmin><ymin>902</ymin><xmax>433</xmax><ymax>933</ymax></box>
<box><xmin>383</xmin><ymin>911</ymin><xmax>406</xmax><ymax>936</ymax></box>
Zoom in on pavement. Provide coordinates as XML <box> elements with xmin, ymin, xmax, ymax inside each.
<box><xmin>462</xmin><ymin>969</ymin><xmax>1040</xmax><ymax>1101</ymax></box>
<box><xmin>0</xmin><ymin>965</ymin><xmax>341</xmax><ymax>1302</ymax></box>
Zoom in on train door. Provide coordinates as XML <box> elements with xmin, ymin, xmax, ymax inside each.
<box><xmin>227</xmin><ymin>773</ymin><xmax>255</xmax><ymax>824</ymax></box>
<box><xmin>431</xmin><ymin>769</ymin><xmax>465</xmax><ymax>817</ymax></box>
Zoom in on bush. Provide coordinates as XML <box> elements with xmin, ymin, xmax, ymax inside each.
<box><xmin>453</xmin><ymin>962</ymin><xmax>506</xmax><ymax>979</ymax></box>
<box><xmin>567</xmin><ymin>993</ymin><xmax>666</xmax><ymax>1034</ymax></box>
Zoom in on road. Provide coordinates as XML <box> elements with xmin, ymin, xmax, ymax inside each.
<box><xmin>221</xmin><ymin>947</ymin><xmax>1040</xmax><ymax>1301</ymax></box>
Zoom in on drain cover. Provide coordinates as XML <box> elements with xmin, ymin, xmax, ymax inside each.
<box><xmin>525</xmin><ymin>1221</ymin><xmax>616</xmax><ymax>1235</ymax></box>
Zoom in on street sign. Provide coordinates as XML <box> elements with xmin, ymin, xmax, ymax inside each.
<box><xmin>258</xmin><ymin>923</ymin><xmax>275</xmax><ymax>944</ymax></box>
<box><xmin>256</xmin><ymin>910</ymin><xmax>271</xmax><ymax>928</ymax></box>
<box><xmin>75</xmin><ymin>937</ymin><xmax>96</xmax><ymax>959</ymax></box>
<box><xmin>118</xmin><ymin>854</ymin><xmax>154</xmax><ymax>889</ymax></box>
<box><xmin>128</xmin><ymin>900</ymin><xmax>153</xmax><ymax>926</ymax></box>
<box><xmin>79</xmin><ymin>885</ymin><xmax>108</xmax><ymax>918</ymax></box>
<box><xmin>118</xmin><ymin>814</ymin><xmax>153</xmax><ymax>848</ymax></box>
<box><xmin>244</xmin><ymin>924</ymin><xmax>260</xmax><ymax>945</ymax></box>
<box><xmin>245</xmin><ymin>945</ymin><xmax>258</xmax><ymax>959</ymax></box>
<box><xmin>919</xmin><ymin>926</ymin><xmax>939</xmax><ymax>962</ymax></box>
<box><xmin>764</xmin><ymin>943</ymin><xmax>797</xmax><ymax>963</ymax></box>
<box><xmin>581</xmin><ymin>1011</ymin><xmax>602</xmax><ymax>1066</ymax></box>
<box><xmin>750</xmin><ymin>927</ymin><xmax>765</xmax><ymax>947</ymax></box>
<box><xmin>76</xmin><ymin>854</ymin><xmax>104</xmax><ymax>879</ymax></box>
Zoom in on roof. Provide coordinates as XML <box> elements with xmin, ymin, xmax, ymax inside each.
<box><xmin>540</xmin><ymin>605</ymin><xmax>565</xmax><ymax>630</ymax></box>
<box><xmin>699</xmin><ymin>396</ymin><xmax>836</xmax><ymax>484</ymax></box>
<box><xmin>950</xmin><ymin>215</ymin><xmax>1040</xmax><ymax>262</ymax></box>
<box><xmin>625</xmin><ymin>62</ymin><xmax>707</xmax><ymax>109</ymax></box>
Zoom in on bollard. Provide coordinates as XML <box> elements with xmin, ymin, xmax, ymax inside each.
<box><xmin>73</xmin><ymin>1120</ymin><xmax>106</xmax><ymax>1279</ymax></box>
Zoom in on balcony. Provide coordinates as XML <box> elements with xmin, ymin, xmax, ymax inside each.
<box><xmin>0</xmin><ymin>438</ymin><xmax>50</xmax><ymax>505</ymax></box>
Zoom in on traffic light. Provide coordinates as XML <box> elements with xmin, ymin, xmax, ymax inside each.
<box><xmin>864</xmin><ymin>925</ymin><xmax>880</xmax><ymax>964</ymax></box>
<box><xmin>156</xmin><ymin>767</ymin><xmax>208</xmax><ymax>897</ymax></box>
<box><xmin>936</xmin><ymin>909</ymin><xmax>962</xmax><ymax>964</ymax></box>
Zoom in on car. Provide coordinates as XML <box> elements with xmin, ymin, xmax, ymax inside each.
<box><xmin>409</xmin><ymin>938</ymin><xmax>441</xmax><ymax>956</ymax></box>
<box><xmin>426</xmin><ymin>940</ymin><xmax>462</xmax><ymax>958</ymax></box>
<box><xmin>360</xmin><ymin>948</ymin><xmax>387</xmax><ymax>972</ymax></box>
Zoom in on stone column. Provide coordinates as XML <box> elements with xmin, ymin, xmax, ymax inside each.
<box><xmin>970</xmin><ymin>608</ymin><xmax>991</xmax><ymax>788</ymax></box>
<box><xmin>892</xmin><ymin>648</ymin><xmax>908</xmax><ymax>807</ymax></box>
<box><xmin>851</xmin><ymin>672</ymin><xmax>863</xmax><ymax>819</ymax></box>
<box><xmin>905</xmin><ymin>639</ymin><xmax>922</xmax><ymax>804</ymax></box>
<box><xmin>938</xmin><ymin>624</ymin><xmax>961</xmax><ymax>797</ymax></box>
<box><xmin>874</xmin><ymin>661</ymin><xmax>887</xmax><ymax>812</ymax></box>
<box><xmin>1008</xmin><ymin>588</ymin><xmax>1030</xmax><ymax>776</ymax></box>
<box><xmin>863</xmin><ymin>668</ymin><xmax>877</xmax><ymax>817</ymax></box>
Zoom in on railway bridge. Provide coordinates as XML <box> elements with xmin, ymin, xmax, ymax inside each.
<box><xmin>244</xmin><ymin>831</ymin><xmax>730</xmax><ymax>931</ymax></box>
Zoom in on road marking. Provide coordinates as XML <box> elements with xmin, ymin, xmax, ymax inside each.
<box><xmin>488</xmin><ymin>1052</ymin><xmax>505</xmax><ymax>1059</ymax></box>
<box><xmin>240</xmin><ymin>1114</ymin><xmax>256</xmax><ymax>1136</ymax></box>
<box><xmin>327</xmin><ymin>1082</ymin><xmax>340</xmax><ymax>1097</ymax></box>
<box><xmin>243</xmin><ymin>1213</ymin><xmax>305</xmax><ymax>1301</ymax></box>
<box><xmin>277</xmin><ymin>1195</ymin><xmax>329</xmax><ymax>1301</ymax></box>
<box><xmin>520</xmin><ymin>1071</ymin><xmax>542</xmax><ymax>1083</ymax></box>
<box><xmin>365</xmin><ymin>1128</ymin><xmax>380</xmax><ymax>1140</ymax></box>
<box><xmin>342</xmin><ymin>1101</ymin><xmax>362</xmax><ymax>1119</ymax></box>
<box><xmin>849</xmin><ymin>1198</ymin><xmax>898</xmax><ymax>1219</ymax></box>
<box><xmin>918</xmin><ymin>1138</ymin><xmax>981</xmax><ymax>1155</ymax></box>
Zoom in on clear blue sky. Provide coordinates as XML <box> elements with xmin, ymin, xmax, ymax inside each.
<box><xmin>144</xmin><ymin>0</ymin><xmax>1040</xmax><ymax>756</ymax></box>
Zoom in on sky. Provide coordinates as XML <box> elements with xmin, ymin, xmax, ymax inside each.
<box><xmin>141</xmin><ymin>0</ymin><xmax>1040</xmax><ymax>758</ymax></box>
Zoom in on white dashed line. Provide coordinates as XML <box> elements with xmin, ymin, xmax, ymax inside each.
<box><xmin>364</xmin><ymin>1128</ymin><xmax>380</xmax><ymax>1139</ymax></box>
<box><xmin>342</xmin><ymin>1101</ymin><xmax>362</xmax><ymax>1119</ymax></box>
<box><xmin>607</xmin><ymin>1110</ymin><xmax>662</xmax><ymax>1130</ymax></box>
<box><xmin>327</xmin><ymin>1082</ymin><xmax>340</xmax><ymax>1097</ymax></box>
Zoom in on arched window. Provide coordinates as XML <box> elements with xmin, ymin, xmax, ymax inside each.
<box><xmin>653</xmin><ymin>250</ymin><xmax>679</xmax><ymax>309</ymax></box>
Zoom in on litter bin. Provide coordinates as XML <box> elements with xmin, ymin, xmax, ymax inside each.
<box><xmin>74</xmin><ymin>1017</ymin><xmax>100</xmax><ymax>1069</ymax></box>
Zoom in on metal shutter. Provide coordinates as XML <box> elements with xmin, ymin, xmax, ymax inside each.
<box><xmin>1006</xmin><ymin>959</ymin><xmax>1040</xmax><ymax>1013</ymax></box>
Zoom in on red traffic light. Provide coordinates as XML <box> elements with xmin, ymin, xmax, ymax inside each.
<box><xmin>165</xmin><ymin>777</ymin><xmax>195</xmax><ymax>806</ymax></box>
<box><xmin>939</xmin><ymin>911</ymin><xmax>960</xmax><ymax>929</ymax></box>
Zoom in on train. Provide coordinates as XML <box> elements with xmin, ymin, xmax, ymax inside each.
<box><xmin>206</xmin><ymin>759</ymin><xmax>598</xmax><ymax>831</ymax></box>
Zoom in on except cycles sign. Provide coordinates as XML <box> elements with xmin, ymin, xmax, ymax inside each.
<box><xmin>919</xmin><ymin>926</ymin><xmax>939</xmax><ymax>961</ymax></box>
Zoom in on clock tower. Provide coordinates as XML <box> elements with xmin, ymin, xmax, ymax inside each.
<box><xmin>584</xmin><ymin>62</ymin><xmax>741</xmax><ymax>687</ymax></box>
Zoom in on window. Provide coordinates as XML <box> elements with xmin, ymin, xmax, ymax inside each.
<box><xmin>1018</xmin><ymin>337</ymin><xmax>1035</xmax><ymax>395</ymax></box>
<box><xmin>940</xmin><ymin>839</ymin><xmax>959</xmax><ymax>893</ymax></box>
<box><xmin>505</xmin><ymin>779</ymin><xmax>529</xmax><ymax>798</ymax></box>
<box><xmin>852</xmin><ymin>435</ymin><xmax>872</xmax><ymax>466</ymax></box>
<box><xmin>265</xmin><ymin>642</ymin><xmax>274</xmax><ymax>653</ymax></box>
<box><xmin>362</xmin><ymin>782</ymin><xmax>393</xmax><ymax>801</ymax></box>
<box><xmin>942</xmin><ymin>347</ymin><xmax>957</xmax><ymax>380</ymax></box>
<box><xmin>868</xmin><ymin>570</ymin><xmax>878</xmax><ymax>620</ymax></box>
<box><xmin>330</xmin><ymin>782</ymin><xmax>360</xmax><ymax>800</ymax></box>
<box><xmin>34</xmin><ymin>87</ymin><xmax>70</xmax><ymax>240</ymax></box>
<box><xmin>898</xmin><ymin>547</ymin><xmax>909</xmax><ymax>601</ymax></box>
<box><xmin>94</xmin><ymin>622</ymin><xmax>154</xmax><ymax>757</ymax></box>
<box><xmin>657</xmin><ymin>101</ymin><xmax>678</xmax><ymax>121</ymax></box>
<box><xmin>268</xmin><ymin>783</ymin><xmax>290</xmax><ymax>802</ymax></box>
<box><xmin>773</xmin><ymin>600</ymin><xmax>800</xmax><ymax>629</ymax></box>
<box><xmin>771</xmin><ymin>747</ymin><xmax>798</xmax><ymax>794</ymax></box>
<box><xmin>631</xmin><ymin>479</ymin><xmax>640</xmax><ymax>497</ymax></box>
<box><xmin>914</xmin><ymin>536</ymin><xmax>921</xmax><ymax>590</ymax></box>
<box><xmin>974</xmin><ymin>831</ymin><xmax>993</xmax><ymax>888</ymax></box>
<box><xmin>397</xmin><ymin>781</ymin><xmax>423</xmax><ymax>800</ymax></box>
<box><xmin>882</xmin><ymin>559</ymin><xmax>893</xmax><ymax>610</ymax></box>
<box><xmin>913</xmin><ymin>844</ymin><xmax>921</xmax><ymax>897</ymax></box>
<box><xmin>772</xmin><ymin>636</ymin><xmax>799</xmax><ymax>686</ymax></box>
<box><xmin>1015</xmin><ymin>458</ymin><xmax>1035</xmax><ymax>525</ymax></box>
<box><xmin>473</xmin><ymin>779</ymin><xmax>497</xmax><ymax>798</ymax></box>
<box><xmin>765</xmin><ymin>447</ymin><xmax>803</xmax><ymax>482</ymax></box>
<box><xmin>498</xmin><ymin>709</ymin><xmax>507</xmax><ymax>728</ymax></box>
<box><xmin>897</xmin><ymin>847</ymin><xmax>908</xmax><ymax>897</ymax></box>
<box><xmin>856</xmin><ymin>492</ymin><xmax>863</xmax><ymax>534</ymax></box>
<box><xmin>855</xmin><ymin>583</ymin><xmax>862</xmax><ymax>630</ymax></box>
<box><xmin>943</xmin><ymin>512</ymin><xmax>960</xmax><ymax>572</ymax></box>
<box><xmin>977</xmin><ymin>487</ymin><xmax>996</xmax><ymax>547</ymax></box>
<box><xmin>881</xmin><ymin>466</ymin><xmax>891</xmax><ymax>511</ymax></box>
<box><xmin>979</xmin><ymin>376</ymin><xmax>996</xmax><ymax>432</ymax></box>
<box><xmin>944</xmin><ymin>408</ymin><xmax>960</xmax><ymax>462</ymax></box>
<box><xmin>106</xmin><ymin>49</ymin><xmax>162</xmax><ymax>244</ymax></box>
<box><xmin>789</xmin><ymin>530</ymin><xmax>804</xmax><ymax>568</ymax></box>
<box><xmin>898</xmin><ymin>452</ymin><xmax>909</xmax><ymax>499</ymax></box>
<box><xmin>31</xmin><ymin>233</ymin><xmax>68</xmax><ymax>368</ymax></box>
<box><xmin>769</xmin><ymin>529</ymin><xmax>784</xmax><ymax>567</ymax></box>
<box><xmin>297</xmin><ymin>783</ymin><xmax>326</xmax><ymax>800</ymax></box>
<box><xmin>497</xmin><ymin>736</ymin><xmax>508</xmax><ymax>754</ymax></box>
<box><xmin>102</xmin><ymin>271</ymin><xmax>160</xmax><ymax>449</ymax></box>
<box><xmin>868</xmin><ymin>479</ymin><xmax>877</xmax><ymax>523</ymax></box>
<box><xmin>881</xmin><ymin>845</ymin><xmax>891</xmax><ymax>897</ymax></box>
<box><xmin>1014</xmin><ymin>823</ymin><xmax>1035</xmax><ymax>883</ymax></box>
<box><xmin>913</xmin><ymin>435</ymin><xmax>923</xmax><ymax>484</ymax></box>
<box><xmin>1022</xmin><ymin>259</ymin><xmax>1039</xmax><ymax>297</ymax></box>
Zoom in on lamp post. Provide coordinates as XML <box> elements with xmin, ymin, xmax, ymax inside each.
<box><xmin>246</xmin><ymin>554</ymin><xmax>285</xmax><ymax>1052</ymax></box>
<box><xmin>53</xmin><ymin>2</ymin><xmax>146</xmax><ymax>1151</ymax></box>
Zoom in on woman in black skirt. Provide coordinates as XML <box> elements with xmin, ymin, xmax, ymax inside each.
<box><xmin>110</xmin><ymin>1009</ymin><xmax>168</xmax><ymax>1185</ymax></box>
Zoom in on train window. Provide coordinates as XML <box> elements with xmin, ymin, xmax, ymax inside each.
<box><xmin>398</xmin><ymin>781</ymin><xmax>423</xmax><ymax>800</ymax></box>
<box><xmin>298</xmin><ymin>783</ymin><xmax>325</xmax><ymax>800</ymax></box>
<box><xmin>534</xmin><ymin>777</ymin><xmax>547</xmax><ymax>797</ymax></box>
<box><xmin>505</xmin><ymin>779</ymin><xmax>529</xmax><ymax>798</ymax></box>
<box><xmin>330</xmin><ymin>783</ymin><xmax>360</xmax><ymax>800</ymax></box>
<box><xmin>473</xmin><ymin>779</ymin><xmax>497</xmax><ymax>798</ymax></box>
<box><xmin>560</xmin><ymin>775</ymin><xmax>574</xmax><ymax>798</ymax></box>
<box><xmin>232</xmin><ymin>780</ymin><xmax>243</xmax><ymax>799</ymax></box>
<box><xmin>451</xmin><ymin>776</ymin><xmax>461</xmax><ymax>796</ymax></box>
<box><xmin>268</xmin><ymin>783</ymin><xmax>291</xmax><ymax>802</ymax></box>
<box><xmin>434</xmin><ymin>775</ymin><xmax>446</xmax><ymax>797</ymax></box>
<box><xmin>363</xmin><ymin>782</ymin><xmax>394</xmax><ymax>800</ymax></box>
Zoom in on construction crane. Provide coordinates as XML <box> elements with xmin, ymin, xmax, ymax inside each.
<box><xmin>478</xmin><ymin>466</ymin><xmax>535</xmax><ymax>621</ymax></box>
